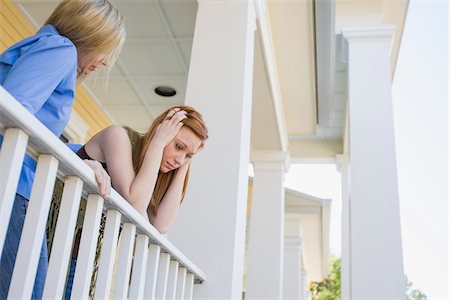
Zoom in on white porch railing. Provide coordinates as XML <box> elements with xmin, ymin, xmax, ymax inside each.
<box><xmin>0</xmin><ymin>86</ymin><xmax>205</xmax><ymax>300</ymax></box>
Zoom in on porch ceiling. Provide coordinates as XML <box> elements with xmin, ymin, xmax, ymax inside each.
<box><xmin>13</xmin><ymin>0</ymin><xmax>196</xmax><ymax>133</ymax></box>
<box><xmin>13</xmin><ymin>0</ymin><xmax>408</xmax><ymax>160</ymax></box>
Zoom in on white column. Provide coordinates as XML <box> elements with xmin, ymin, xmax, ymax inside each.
<box><xmin>342</xmin><ymin>26</ymin><xmax>404</xmax><ymax>299</ymax></box>
<box><xmin>283</xmin><ymin>215</ymin><xmax>304</xmax><ymax>300</ymax></box>
<box><xmin>336</xmin><ymin>155</ymin><xmax>350</xmax><ymax>300</ymax></box>
<box><xmin>246</xmin><ymin>151</ymin><xmax>289</xmax><ymax>299</ymax></box>
<box><xmin>301</xmin><ymin>270</ymin><xmax>309</xmax><ymax>300</ymax></box>
<box><xmin>168</xmin><ymin>1</ymin><xmax>256</xmax><ymax>299</ymax></box>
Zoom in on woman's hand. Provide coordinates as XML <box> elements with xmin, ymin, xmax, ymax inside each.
<box><xmin>152</xmin><ymin>108</ymin><xmax>187</xmax><ymax>148</ymax></box>
<box><xmin>83</xmin><ymin>159</ymin><xmax>111</xmax><ymax>197</ymax></box>
<box><xmin>177</xmin><ymin>159</ymin><xmax>190</xmax><ymax>174</ymax></box>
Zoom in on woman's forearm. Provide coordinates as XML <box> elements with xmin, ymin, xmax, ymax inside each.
<box><xmin>126</xmin><ymin>141</ymin><xmax>164</xmax><ymax>214</ymax></box>
<box><xmin>150</xmin><ymin>165</ymin><xmax>188</xmax><ymax>233</ymax></box>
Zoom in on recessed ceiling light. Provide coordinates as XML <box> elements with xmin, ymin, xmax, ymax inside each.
<box><xmin>154</xmin><ymin>86</ymin><xmax>176</xmax><ymax>97</ymax></box>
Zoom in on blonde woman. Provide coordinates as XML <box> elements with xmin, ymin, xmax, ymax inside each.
<box><xmin>0</xmin><ymin>0</ymin><xmax>125</xmax><ymax>298</ymax></box>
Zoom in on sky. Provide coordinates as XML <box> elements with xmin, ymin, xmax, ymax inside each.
<box><xmin>392</xmin><ymin>0</ymin><xmax>449</xmax><ymax>298</ymax></box>
<box><xmin>281</xmin><ymin>1</ymin><xmax>449</xmax><ymax>298</ymax></box>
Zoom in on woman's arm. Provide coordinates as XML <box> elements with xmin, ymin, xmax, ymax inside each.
<box><xmin>84</xmin><ymin>125</ymin><xmax>163</xmax><ymax>215</ymax></box>
<box><xmin>149</xmin><ymin>162</ymin><xmax>189</xmax><ymax>234</ymax></box>
<box><xmin>84</xmin><ymin>109</ymin><xmax>187</xmax><ymax>215</ymax></box>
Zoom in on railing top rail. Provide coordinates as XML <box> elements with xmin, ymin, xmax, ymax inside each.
<box><xmin>0</xmin><ymin>86</ymin><xmax>206</xmax><ymax>282</ymax></box>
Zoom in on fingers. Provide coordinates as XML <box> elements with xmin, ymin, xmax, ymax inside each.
<box><xmin>84</xmin><ymin>159</ymin><xmax>111</xmax><ymax>198</ymax></box>
<box><xmin>169</xmin><ymin>109</ymin><xmax>187</xmax><ymax>126</ymax></box>
<box><xmin>165</xmin><ymin>107</ymin><xmax>181</xmax><ymax>120</ymax></box>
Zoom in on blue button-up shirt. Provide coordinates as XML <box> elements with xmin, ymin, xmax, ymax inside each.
<box><xmin>0</xmin><ymin>24</ymin><xmax>78</xmax><ymax>199</ymax></box>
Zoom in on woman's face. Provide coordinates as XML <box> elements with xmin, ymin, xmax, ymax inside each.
<box><xmin>78</xmin><ymin>54</ymin><xmax>109</xmax><ymax>76</ymax></box>
<box><xmin>160</xmin><ymin>127</ymin><xmax>203</xmax><ymax>173</ymax></box>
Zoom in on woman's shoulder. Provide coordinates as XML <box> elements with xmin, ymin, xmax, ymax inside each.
<box><xmin>1</xmin><ymin>25</ymin><xmax>76</xmax><ymax>67</ymax></box>
<box><xmin>103</xmin><ymin>125</ymin><xmax>128</xmax><ymax>139</ymax></box>
<box><xmin>32</xmin><ymin>34</ymin><xmax>77</xmax><ymax>58</ymax></box>
<box><xmin>35</xmin><ymin>24</ymin><xmax>76</xmax><ymax>49</ymax></box>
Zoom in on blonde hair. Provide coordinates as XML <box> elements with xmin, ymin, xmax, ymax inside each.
<box><xmin>131</xmin><ymin>106</ymin><xmax>208</xmax><ymax>217</ymax></box>
<box><xmin>45</xmin><ymin>0</ymin><xmax>126</xmax><ymax>81</ymax></box>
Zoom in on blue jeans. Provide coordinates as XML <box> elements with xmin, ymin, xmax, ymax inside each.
<box><xmin>0</xmin><ymin>194</ymin><xmax>48</xmax><ymax>300</ymax></box>
<box><xmin>64</xmin><ymin>258</ymin><xmax>76</xmax><ymax>300</ymax></box>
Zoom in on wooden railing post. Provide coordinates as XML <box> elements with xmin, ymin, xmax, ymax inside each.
<box><xmin>43</xmin><ymin>176</ymin><xmax>84</xmax><ymax>299</ymax></box>
<box><xmin>71</xmin><ymin>194</ymin><xmax>104</xmax><ymax>299</ymax></box>
<box><xmin>94</xmin><ymin>210</ymin><xmax>122</xmax><ymax>299</ymax></box>
<box><xmin>8</xmin><ymin>155</ymin><xmax>59</xmax><ymax>300</ymax></box>
<box><xmin>129</xmin><ymin>234</ymin><xmax>150</xmax><ymax>299</ymax></box>
<box><xmin>0</xmin><ymin>128</ymin><xmax>28</xmax><ymax>254</ymax></box>
<box><xmin>113</xmin><ymin>223</ymin><xmax>136</xmax><ymax>299</ymax></box>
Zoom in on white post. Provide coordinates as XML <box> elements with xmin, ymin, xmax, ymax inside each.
<box><xmin>336</xmin><ymin>155</ymin><xmax>350</xmax><ymax>300</ymax></box>
<box><xmin>43</xmin><ymin>176</ymin><xmax>84</xmax><ymax>299</ymax></box>
<box><xmin>283</xmin><ymin>215</ymin><xmax>305</xmax><ymax>300</ymax></box>
<box><xmin>301</xmin><ymin>270</ymin><xmax>309</xmax><ymax>300</ymax></box>
<box><xmin>71</xmin><ymin>194</ymin><xmax>104</xmax><ymax>300</ymax></box>
<box><xmin>176</xmin><ymin>267</ymin><xmax>187</xmax><ymax>300</ymax></box>
<box><xmin>114</xmin><ymin>223</ymin><xmax>136</xmax><ymax>299</ymax></box>
<box><xmin>0</xmin><ymin>128</ymin><xmax>28</xmax><ymax>254</ymax></box>
<box><xmin>129</xmin><ymin>234</ymin><xmax>150</xmax><ymax>300</ymax></box>
<box><xmin>168</xmin><ymin>1</ymin><xmax>256</xmax><ymax>298</ymax></box>
<box><xmin>94</xmin><ymin>210</ymin><xmax>122</xmax><ymax>299</ymax></box>
<box><xmin>166</xmin><ymin>260</ymin><xmax>179</xmax><ymax>300</ymax></box>
<box><xmin>184</xmin><ymin>273</ymin><xmax>195</xmax><ymax>300</ymax></box>
<box><xmin>246</xmin><ymin>151</ymin><xmax>289</xmax><ymax>299</ymax></box>
<box><xmin>342</xmin><ymin>26</ymin><xmax>405</xmax><ymax>298</ymax></box>
<box><xmin>155</xmin><ymin>252</ymin><xmax>171</xmax><ymax>299</ymax></box>
<box><xmin>8</xmin><ymin>155</ymin><xmax>58</xmax><ymax>300</ymax></box>
<box><xmin>144</xmin><ymin>244</ymin><xmax>161</xmax><ymax>300</ymax></box>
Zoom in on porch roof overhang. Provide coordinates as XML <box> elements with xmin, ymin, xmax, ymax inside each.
<box><xmin>250</xmin><ymin>0</ymin><xmax>409</xmax><ymax>162</ymax></box>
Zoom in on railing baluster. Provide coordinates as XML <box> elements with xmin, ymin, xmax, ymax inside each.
<box><xmin>8</xmin><ymin>155</ymin><xmax>59</xmax><ymax>300</ymax></box>
<box><xmin>184</xmin><ymin>273</ymin><xmax>195</xmax><ymax>300</ymax></box>
<box><xmin>129</xmin><ymin>234</ymin><xmax>150</xmax><ymax>299</ymax></box>
<box><xmin>113</xmin><ymin>222</ymin><xmax>136</xmax><ymax>299</ymax></box>
<box><xmin>166</xmin><ymin>260</ymin><xmax>179</xmax><ymax>300</ymax></box>
<box><xmin>155</xmin><ymin>252</ymin><xmax>171</xmax><ymax>299</ymax></box>
<box><xmin>144</xmin><ymin>244</ymin><xmax>161</xmax><ymax>300</ymax></box>
<box><xmin>0</xmin><ymin>128</ymin><xmax>28</xmax><ymax>254</ymax></box>
<box><xmin>176</xmin><ymin>267</ymin><xmax>187</xmax><ymax>300</ymax></box>
<box><xmin>43</xmin><ymin>176</ymin><xmax>84</xmax><ymax>299</ymax></box>
<box><xmin>94</xmin><ymin>210</ymin><xmax>122</xmax><ymax>299</ymax></box>
<box><xmin>71</xmin><ymin>194</ymin><xmax>104</xmax><ymax>300</ymax></box>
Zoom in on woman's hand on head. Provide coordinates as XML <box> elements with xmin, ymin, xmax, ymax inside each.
<box><xmin>152</xmin><ymin>108</ymin><xmax>187</xmax><ymax>148</ymax></box>
<box><xmin>83</xmin><ymin>159</ymin><xmax>111</xmax><ymax>198</ymax></box>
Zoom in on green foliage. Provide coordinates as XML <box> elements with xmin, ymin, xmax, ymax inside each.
<box><xmin>309</xmin><ymin>258</ymin><xmax>428</xmax><ymax>300</ymax></box>
<box><xmin>310</xmin><ymin>257</ymin><xmax>341</xmax><ymax>300</ymax></box>
<box><xmin>405</xmin><ymin>276</ymin><xmax>427</xmax><ymax>300</ymax></box>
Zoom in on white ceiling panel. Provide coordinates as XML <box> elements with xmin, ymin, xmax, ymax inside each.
<box><xmin>16</xmin><ymin>2</ymin><xmax>58</xmax><ymax>27</ymax></box>
<box><xmin>106</xmin><ymin>105</ymin><xmax>153</xmax><ymax>130</ymax></box>
<box><xmin>120</xmin><ymin>43</ymin><xmax>184</xmax><ymax>75</ymax></box>
<box><xmin>177</xmin><ymin>41</ymin><xmax>193</xmax><ymax>68</ymax></box>
<box><xmin>111</xmin><ymin>1</ymin><xmax>167</xmax><ymax>38</ymax></box>
<box><xmin>160</xmin><ymin>0</ymin><xmax>197</xmax><ymax>38</ymax></box>
<box><xmin>84</xmin><ymin>79</ymin><xmax>141</xmax><ymax>106</ymax></box>
<box><xmin>150</xmin><ymin>105</ymin><xmax>174</xmax><ymax>118</ymax></box>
